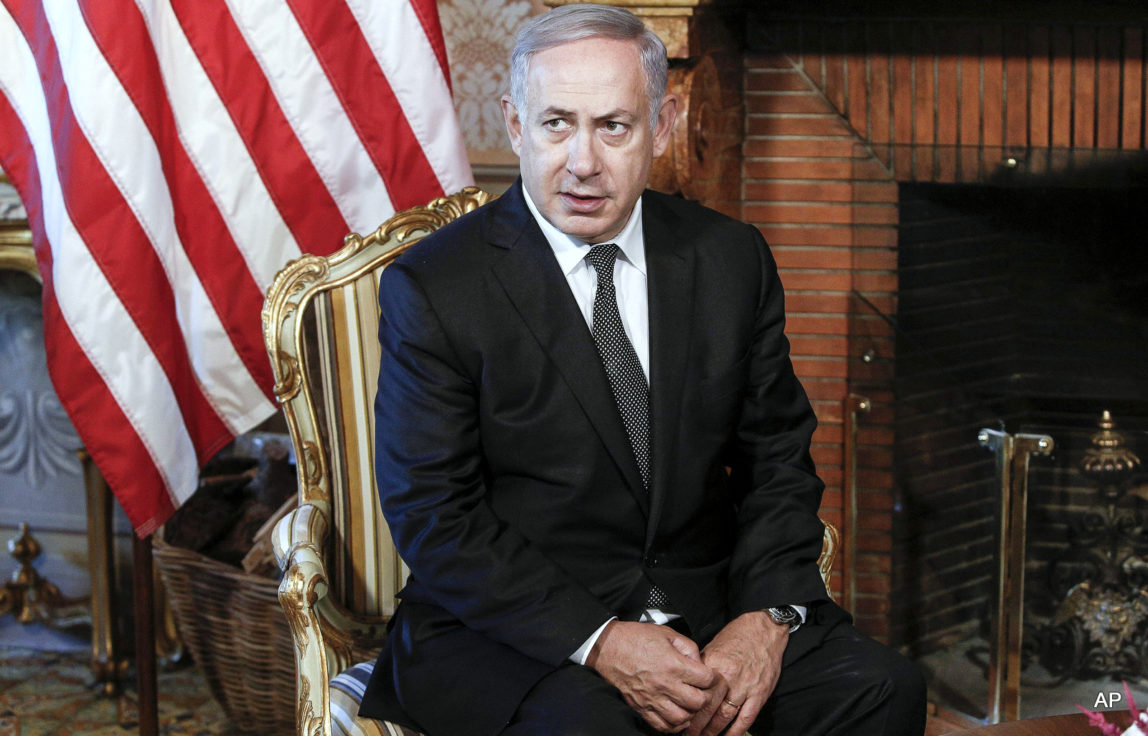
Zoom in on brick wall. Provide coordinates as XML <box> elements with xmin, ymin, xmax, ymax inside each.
<box><xmin>743</xmin><ymin>53</ymin><xmax>899</xmax><ymax>640</ymax></box>
<box><xmin>742</xmin><ymin>16</ymin><xmax>1148</xmax><ymax>647</ymax></box>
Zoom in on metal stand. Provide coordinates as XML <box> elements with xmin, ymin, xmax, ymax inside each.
<box><xmin>134</xmin><ymin>532</ymin><xmax>158</xmax><ymax>736</ymax></box>
<box><xmin>979</xmin><ymin>428</ymin><xmax>1054</xmax><ymax>723</ymax></box>
<box><xmin>842</xmin><ymin>393</ymin><xmax>871</xmax><ymax>613</ymax></box>
<box><xmin>80</xmin><ymin>451</ymin><xmax>129</xmax><ymax>694</ymax></box>
<box><xmin>78</xmin><ymin>452</ymin><xmax>181</xmax><ymax>700</ymax></box>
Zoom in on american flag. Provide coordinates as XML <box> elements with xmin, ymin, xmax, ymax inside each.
<box><xmin>0</xmin><ymin>0</ymin><xmax>472</xmax><ymax>536</ymax></box>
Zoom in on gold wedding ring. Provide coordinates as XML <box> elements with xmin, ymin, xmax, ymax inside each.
<box><xmin>725</xmin><ymin>699</ymin><xmax>741</xmax><ymax>709</ymax></box>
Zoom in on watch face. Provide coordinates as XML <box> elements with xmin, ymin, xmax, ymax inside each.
<box><xmin>768</xmin><ymin>606</ymin><xmax>798</xmax><ymax>625</ymax></box>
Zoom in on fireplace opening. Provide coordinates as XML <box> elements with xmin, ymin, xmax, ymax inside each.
<box><xmin>891</xmin><ymin>174</ymin><xmax>1148</xmax><ymax>717</ymax></box>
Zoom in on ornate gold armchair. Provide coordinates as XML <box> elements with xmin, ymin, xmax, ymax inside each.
<box><xmin>262</xmin><ymin>188</ymin><xmax>839</xmax><ymax>736</ymax></box>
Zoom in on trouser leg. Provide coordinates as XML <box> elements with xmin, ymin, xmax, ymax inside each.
<box><xmin>501</xmin><ymin>622</ymin><xmax>925</xmax><ymax>736</ymax></box>
<box><xmin>754</xmin><ymin>623</ymin><xmax>927</xmax><ymax>736</ymax></box>
<box><xmin>501</xmin><ymin>662</ymin><xmax>650</xmax><ymax>736</ymax></box>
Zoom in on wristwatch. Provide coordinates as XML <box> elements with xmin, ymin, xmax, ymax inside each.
<box><xmin>766</xmin><ymin>605</ymin><xmax>801</xmax><ymax>630</ymax></box>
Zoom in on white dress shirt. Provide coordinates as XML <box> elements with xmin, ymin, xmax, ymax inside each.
<box><xmin>520</xmin><ymin>185</ymin><xmax>804</xmax><ymax>665</ymax></box>
<box><xmin>521</xmin><ymin>185</ymin><xmax>650</xmax><ymax>380</ymax></box>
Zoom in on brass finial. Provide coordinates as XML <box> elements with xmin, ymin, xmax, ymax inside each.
<box><xmin>1082</xmin><ymin>411</ymin><xmax>1141</xmax><ymax>482</ymax></box>
<box><xmin>1</xmin><ymin>524</ymin><xmax>72</xmax><ymax>624</ymax></box>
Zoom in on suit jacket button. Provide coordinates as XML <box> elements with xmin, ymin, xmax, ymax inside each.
<box><xmin>644</xmin><ymin>555</ymin><xmax>659</xmax><ymax>568</ymax></box>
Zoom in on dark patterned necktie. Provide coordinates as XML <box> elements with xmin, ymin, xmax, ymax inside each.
<box><xmin>586</xmin><ymin>244</ymin><xmax>668</xmax><ymax>610</ymax></box>
<box><xmin>586</xmin><ymin>244</ymin><xmax>651</xmax><ymax>489</ymax></box>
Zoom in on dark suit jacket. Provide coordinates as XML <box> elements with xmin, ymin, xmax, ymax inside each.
<box><xmin>359</xmin><ymin>182</ymin><xmax>843</xmax><ymax>736</ymax></box>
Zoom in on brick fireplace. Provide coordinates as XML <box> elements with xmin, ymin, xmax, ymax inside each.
<box><xmin>741</xmin><ymin>5</ymin><xmax>1148</xmax><ymax>650</ymax></box>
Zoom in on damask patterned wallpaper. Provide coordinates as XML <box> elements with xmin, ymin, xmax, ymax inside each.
<box><xmin>440</xmin><ymin>0</ymin><xmax>546</xmax><ymax>166</ymax></box>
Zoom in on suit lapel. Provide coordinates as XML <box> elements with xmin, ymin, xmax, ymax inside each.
<box><xmin>487</xmin><ymin>183</ymin><xmax>649</xmax><ymax>511</ymax></box>
<box><xmin>643</xmin><ymin>193</ymin><xmax>695</xmax><ymax>546</ymax></box>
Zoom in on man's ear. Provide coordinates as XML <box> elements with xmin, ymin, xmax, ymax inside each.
<box><xmin>501</xmin><ymin>95</ymin><xmax>523</xmax><ymax>155</ymax></box>
<box><xmin>651</xmin><ymin>94</ymin><xmax>678</xmax><ymax>159</ymax></box>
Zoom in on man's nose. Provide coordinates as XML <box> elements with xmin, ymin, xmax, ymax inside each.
<box><xmin>565</xmin><ymin>130</ymin><xmax>600</xmax><ymax>179</ymax></box>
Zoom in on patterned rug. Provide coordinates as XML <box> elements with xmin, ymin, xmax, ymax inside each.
<box><xmin>0</xmin><ymin>646</ymin><xmax>242</xmax><ymax>736</ymax></box>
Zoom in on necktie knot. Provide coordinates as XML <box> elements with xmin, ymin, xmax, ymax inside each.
<box><xmin>586</xmin><ymin>243</ymin><xmax>619</xmax><ymax>283</ymax></box>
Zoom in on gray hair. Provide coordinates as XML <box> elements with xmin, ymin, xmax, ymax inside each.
<box><xmin>509</xmin><ymin>4</ymin><xmax>668</xmax><ymax>132</ymax></box>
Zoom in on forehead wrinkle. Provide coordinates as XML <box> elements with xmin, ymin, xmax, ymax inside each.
<box><xmin>528</xmin><ymin>77</ymin><xmax>644</xmax><ymax>124</ymax></box>
<box><xmin>525</xmin><ymin>44</ymin><xmax>646</xmax><ymax>115</ymax></box>
<box><xmin>535</xmin><ymin>80</ymin><xmax>637</xmax><ymax>105</ymax></box>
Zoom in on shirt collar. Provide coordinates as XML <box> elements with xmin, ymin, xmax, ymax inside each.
<box><xmin>521</xmin><ymin>183</ymin><xmax>646</xmax><ymax>278</ymax></box>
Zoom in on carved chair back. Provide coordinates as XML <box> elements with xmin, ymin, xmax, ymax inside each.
<box><xmin>263</xmin><ymin>188</ymin><xmax>493</xmax><ymax>653</ymax></box>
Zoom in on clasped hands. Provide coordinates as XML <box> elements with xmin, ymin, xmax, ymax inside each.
<box><xmin>585</xmin><ymin>611</ymin><xmax>788</xmax><ymax>736</ymax></box>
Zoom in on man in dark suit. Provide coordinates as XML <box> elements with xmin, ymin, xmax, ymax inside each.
<box><xmin>360</xmin><ymin>5</ymin><xmax>925</xmax><ymax>735</ymax></box>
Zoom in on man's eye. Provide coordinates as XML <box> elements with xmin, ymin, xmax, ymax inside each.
<box><xmin>544</xmin><ymin>119</ymin><xmax>569</xmax><ymax>131</ymax></box>
<box><xmin>603</xmin><ymin>121</ymin><xmax>625</xmax><ymax>134</ymax></box>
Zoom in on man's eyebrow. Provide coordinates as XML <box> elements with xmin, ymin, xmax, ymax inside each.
<box><xmin>594</xmin><ymin>109</ymin><xmax>639</xmax><ymax>124</ymax></box>
<box><xmin>534</xmin><ymin>106</ymin><xmax>640</xmax><ymax>124</ymax></box>
<box><xmin>537</xmin><ymin>106</ymin><xmax>574</xmax><ymax>120</ymax></box>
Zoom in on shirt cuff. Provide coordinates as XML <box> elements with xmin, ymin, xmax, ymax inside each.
<box><xmin>792</xmin><ymin>604</ymin><xmax>808</xmax><ymax>631</ymax></box>
<box><xmin>569</xmin><ymin>617</ymin><xmax>617</xmax><ymax>665</ymax></box>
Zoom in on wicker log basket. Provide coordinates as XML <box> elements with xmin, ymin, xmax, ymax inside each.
<box><xmin>153</xmin><ymin>533</ymin><xmax>296</xmax><ymax>735</ymax></box>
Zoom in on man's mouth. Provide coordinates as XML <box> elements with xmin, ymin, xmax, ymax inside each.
<box><xmin>560</xmin><ymin>192</ymin><xmax>606</xmax><ymax>212</ymax></box>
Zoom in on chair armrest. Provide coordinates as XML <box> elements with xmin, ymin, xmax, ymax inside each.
<box><xmin>274</xmin><ymin>500</ymin><xmax>332</xmax><ymax>596</ymax></box>
<box><xmin>818</xmin><ymin>520</ymin><xmax>840</xmax><ymax>598</ymax></box>
<box><xmin>275</xmin><ymin>501</ymin><xmax>335</xmax><ymax>736</ymax></box>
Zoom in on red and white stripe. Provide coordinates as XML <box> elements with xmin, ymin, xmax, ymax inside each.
<box><xmin>0</xmin><ymin>0</ymin><xmax>472</xmax><ymax>535</ymax></box>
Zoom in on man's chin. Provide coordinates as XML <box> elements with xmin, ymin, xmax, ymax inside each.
<box><xmin>553</xmin><ymin>211</ymin><xmax>622</xmax><ymax>243</ymax></box>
